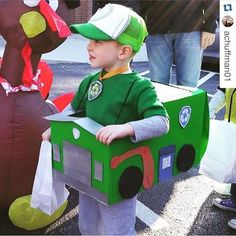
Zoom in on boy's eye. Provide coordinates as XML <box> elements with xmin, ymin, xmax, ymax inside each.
<box><xmin>95</xmin><ymin>40</ymin><xmax>102</xmax><ymax>44</ymax></box>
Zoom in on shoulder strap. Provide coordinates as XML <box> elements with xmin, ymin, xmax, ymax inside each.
<box><xmin>76</xmin><ymin>76</ymin><xmax>95</xmax><ymax>110</ymax></box>
<box><xmin>115</xmin><ymin>78</ymin><xmax>137</xmax><ymax>124</ymax></box>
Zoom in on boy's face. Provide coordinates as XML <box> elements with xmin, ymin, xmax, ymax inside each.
<box><xmin>87</xmin><ymin>40</ymin><xmax>123</xmax><ymax>70</ymax></box>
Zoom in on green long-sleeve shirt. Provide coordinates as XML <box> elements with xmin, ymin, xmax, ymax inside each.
<box><xmin>72</xmin><ymin>71</ymin><xmax>168</xmax><ymax>126</ymax></box>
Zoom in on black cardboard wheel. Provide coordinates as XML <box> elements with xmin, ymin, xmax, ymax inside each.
<box><xmin>119</xmin><ymin>166</ymin><xmax>143</xmax><ymax>199</ymax></box>
<box><xmin>176</xmin><ymin>144</ymin><xmax>195</xmax><ymax>172</ymax></box>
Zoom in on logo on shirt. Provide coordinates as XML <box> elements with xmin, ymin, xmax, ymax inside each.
<box><xmin>88</xmin><ymin>80</ymin><xmax>103</xmax><ymax>101</ymax></box>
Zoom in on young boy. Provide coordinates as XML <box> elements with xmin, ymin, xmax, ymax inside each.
<box><xmin>43</xmin><ymin>3</ymin><xmax>169</xmax><ymax>235</ymax></box>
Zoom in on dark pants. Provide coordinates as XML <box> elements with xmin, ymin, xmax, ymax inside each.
<box><xmin>231</xmin><ymin>183</ymin><xmax>236</xmax><ymax>202</ymax></box>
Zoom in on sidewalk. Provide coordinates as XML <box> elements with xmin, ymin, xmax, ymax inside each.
<box><xmin>0</xmin><ymin>34</ymin><xmax>148</xmax><ymax>63</ymax></box>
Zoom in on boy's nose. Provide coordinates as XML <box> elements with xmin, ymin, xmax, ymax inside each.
<box><xmin>87</xmin><ymin>40</ymin><xmax>94</xmax><ymax>51</ymax></box>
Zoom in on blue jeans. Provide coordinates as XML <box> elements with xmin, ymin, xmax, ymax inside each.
<box><xmin>146</xmin><ymin>32</ymin><xmax>203</xmax><ymax>87</ymax></box>
<box><xmin>79</xmin><ymin>192</ymin><xmax>137</xmax><ymax>235</ymax></box>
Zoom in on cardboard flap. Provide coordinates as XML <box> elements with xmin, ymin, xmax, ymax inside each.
<box><xmin>73</xmin><ymin>118</ymin><xmax>103</xmax><ymax>135</ymax></box>
<box><xmin>44</xmin><ymin>110</ymin><xmax>81</xmax><ymax>121</ymax></box>
<box><xmin>45</xmin><ymin>111</ymin><xmax>103</xmax><ymax>134</ymax></box>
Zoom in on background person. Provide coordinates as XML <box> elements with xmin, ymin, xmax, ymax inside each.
<box><xmin>209</xmin><ymin>87</ymin><xmax>236</xmax><ymax>230</ymax></box>
<box><xmin>139</xmin><ymin>0</ymin><xmax>219</xmax><ymax>87</ymax></box>
<box><xmin>92</xmin><ymin>0</ymin><xmax>140</xmax><ymax>14</ymax></box>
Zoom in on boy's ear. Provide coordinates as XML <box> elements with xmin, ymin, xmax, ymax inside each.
<box><xmin>118</xmin><ymin>45</ymin><xmax>133</xmax><ymax>60</ymax></box>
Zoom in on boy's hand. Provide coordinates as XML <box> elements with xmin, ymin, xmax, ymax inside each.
<box><xmin>42</xmin><ymin>128</ymin><xmax>51</xmax><ymax>141</ymax></box>
<box><xmin>96</xmin><ymin>124</ymin><xmax>134</xmax><ymax>145</ymax></box>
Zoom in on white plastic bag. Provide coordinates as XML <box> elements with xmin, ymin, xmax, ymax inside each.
<box><xmin>199</xmin><ymin>119</ymin><xmax>236</xmax><ymax>183</ymax></box>
<box><xmin>30</xmin><ymin>141</ymin><xmax>69</xmax><ymax>215</ymax></box>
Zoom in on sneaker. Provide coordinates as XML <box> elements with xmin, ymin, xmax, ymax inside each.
<box><xmin>228</xmin><ymin>217</ymin><xmax>236</xmax><ymax>230</ymax></box>
<box><xmin>213</xmin><ymin>198</ymin><xmax>236</xmax><ymax>212</ymax></box>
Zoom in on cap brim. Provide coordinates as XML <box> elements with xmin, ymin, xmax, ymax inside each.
<box><xmin>70</xmin><ymin>23</ymin><xmax>113</xmax><ymax>41</ymax></box>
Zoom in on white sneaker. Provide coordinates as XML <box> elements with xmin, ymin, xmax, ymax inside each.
<box><xmin>228</xmin><ymin>217</ymin><xmax>236</xmax><ymax>230</ymax></box>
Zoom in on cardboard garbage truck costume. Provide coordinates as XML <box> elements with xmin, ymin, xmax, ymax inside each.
<box><xmin>0</xmin><ymin>0</ymin><xmax>80</xmax><ymax>209</ymax></box>
<box><xmin>46</xmin><ymin>83</ymin><xmax>209</xmax><ymax>205</ymax></box>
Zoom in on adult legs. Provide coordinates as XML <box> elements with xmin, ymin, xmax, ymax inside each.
<box><xmin>146</xmin><ymin>34</ymin><xmax>174</xmax><ymax>84</ymax></box>
<box><xmin>174</xmin><ymin>31</ymin><xmax>203</xmax><ymax>87</ymax></box>
<box><xmin>225</xmin><ymin>184</ymin><xmax>236</xmax><ymax>230</ymax></box>
<box><xmin>213</xmin><ymin>184</ymin><xmax>236</xmax><ymax>230</ymax></box>
<box><xmin>213</xmin><ymin>183</ymin><xmax>236</xmax><ymax>212</ymax></box>
<box><xmin>230</xmin><ymin>183</ymin><xmax>236</xmax><ymax>202</ymax></box>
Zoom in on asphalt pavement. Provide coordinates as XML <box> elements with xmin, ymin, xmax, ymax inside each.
<box><xmin>0</xmin><ymin>35</ymin><xmax>235</xmax><ymax>236</ymax></box>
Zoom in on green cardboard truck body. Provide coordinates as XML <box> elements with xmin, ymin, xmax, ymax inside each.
<box><xmin>46</xmin><ymin>83</ymin><xmax>209</xmax><ymax>205</ymax></box>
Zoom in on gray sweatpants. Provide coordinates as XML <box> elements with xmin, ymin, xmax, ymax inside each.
<box><xmin>79</xmin><ymin>192</ymin><xmax>137</xmax><ymax>235</ymax></box>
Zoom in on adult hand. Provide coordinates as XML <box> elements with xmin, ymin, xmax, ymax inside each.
<box><xmin>42</xmin><ymin>128</ymin><xmax>51</xmax><ymax>141</ymax></box>
<box><xmin>96</xmin><ymin>123</ymin><xmax>134</xmax><ymax>145</ymax></box>
<box><xmin>201</xmin><ymin>32</ymin><xmax>215</xmax><ymax>49</ymax></box>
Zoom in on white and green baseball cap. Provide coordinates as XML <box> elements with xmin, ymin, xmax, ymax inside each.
<box><xmin>70</xmin><ymin>3</ymin><xmax>148</xmax><ymax>52</ymax></box>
